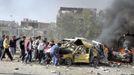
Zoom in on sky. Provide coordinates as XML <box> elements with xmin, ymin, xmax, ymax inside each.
<box><xmin>0</xmin><ymin>0</ymin><xmax>113</xmax><ymax>23</ymax></box>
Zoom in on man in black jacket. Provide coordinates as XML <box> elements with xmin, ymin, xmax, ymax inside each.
<box><xmin>10</xmin><ymin>36</ymin><xmax>21</xmax><ymax>55</ymax></box>
<box><xmin>19</xmin><ymin>36</ymin><xmax>26</xmax><ymax>62</ymax></box>
<box><xmin>1</xmin><ymin>35</ymin><xmax>5</xmax><ymax>58</ymax></box>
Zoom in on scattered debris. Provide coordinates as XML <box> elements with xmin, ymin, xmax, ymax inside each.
<box><xmin>66</xmin><ymin>68</ymin><xmax>69</xmax><ymax>71</ymax></box>
<box><xmin>57</xmin><ymin>72</ymin><xmax>61</xmax><ymax>75</ymax></box>
<box><xmin>17</xmin><ymin>60</ymin><xmax>20</xmax><ymax>62</ymax></box>
<box><xmin>14</xmin><ymin>68</ymin><xmax>19</xmax><ymax>70</ymax></box>
<box><xmin>116</xmin><ymin>69</ymin><xmax>120</xmax><ymax>72</ymax></box>
<box><xmin>51</xmin><ymin>70</ymin><xmax>56</xmax><ymax>73</ymax></box>
<box><xmin>90</xmin><ymin>70</ymin><xmax>93</xmax><ymax>73</ymax></box>
<box><xmin>97</xmin><ymin>73</ymin><xmax>101</xmax><ymax>75</ymax></box>
<box><xmin>104</xmin><ymin>69</ymin><xmax>110</xmax><ymax>72</ymax></box>
<box><xmin>98</xmin><ymin>67</ymin><xmax>104</xmax><ymax>70</ymax></box>
<box><xmin>45</xmin><ymin>66</ymin><xmax>49</xmax><ymax>69</ymax></box>
<box><xmin>120</xmin><ymin>74</ymin><xmax>129</xmax><ymax>75</ymax></box>
<box><xmin>51</xmin><ymin>71</ymin><xmax>61</xmax><ymax>75</ymax></box>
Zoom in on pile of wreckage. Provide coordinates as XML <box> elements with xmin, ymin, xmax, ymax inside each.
<box><xmin>58</xmin><ymin>37</ymin><xmax>134</xmax><ymax>66</ymax></box>
<box><xmin>111</xmin><ymin>32</ymin><xmax>134</xmax><ymax>64</ymax></box>
<box><xmin>58</xmin><ymin>37</ymin><xmax>109</xmax><ymax>66</ymax></box>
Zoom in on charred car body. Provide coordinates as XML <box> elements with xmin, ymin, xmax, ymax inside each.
<box><xmin>59</xmin><ymin>37</ymin><xmax>109</xmax><ymax>66</ymax></box>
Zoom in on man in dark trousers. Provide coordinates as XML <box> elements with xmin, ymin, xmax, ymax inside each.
<box><xmin>1</xmin><ymin>35</ymin><xmax>5</xmax><ymax>58</ymax></box>
<box><xmin>0</xmin><ymin>36</ymin><xmax>3</xmax><ymax>57</ymax></box>
<box><xmin>11</xmin><ymin>36</ymin><xmax>21</xmax><ymax>54</ymax></box>
<box><xmin>24</xmin><ymin>37</ymin><xmax>33</xmax><ymax>63</ymax></box>
<box><xmin>19</xmin><ymin>36</ymin><xmax>26</xmax><ymax>62</ymax></box>
<box><xmin>1</xmin><ymin>35</ymin><xmax>13</xmax><ymax>61</ymax></box>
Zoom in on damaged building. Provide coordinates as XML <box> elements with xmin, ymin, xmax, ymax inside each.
<box><xmin>20</xmin><ymin>18</ymin><xmax>56</xmax><ymax>38</ymax></box>
<box><xmin>0</xmin><ymin>20</ymin><xmax>19</xmax><ymax>37</ymax></box>
<box><xmin>56</xmin><ymin>7</ymin><xmax>99</xmax><ymax>40</ymax></box>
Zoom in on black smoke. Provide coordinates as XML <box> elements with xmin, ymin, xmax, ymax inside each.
<box><xmin>98</xmin><ymin>0</ymin><xmax>134</xmax><ymax>49</ymax></box>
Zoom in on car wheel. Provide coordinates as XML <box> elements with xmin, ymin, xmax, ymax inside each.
<box><xmin>93</xmin><ymin>58</ymin><xmax>99</xmax><ymax>67</ymax></box>
<box><xmin>65</xmin><ymin>58</ymin><xmax>72</xmax><ymax>66</ymax></box>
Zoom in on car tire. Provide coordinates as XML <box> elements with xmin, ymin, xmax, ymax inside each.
<box><xmin>65</xmin><ymin>58</ymin><xmax>72</xmax><ymax>66</ymax></box>
<box><xmin>93</xmin><ymin>57</ymin><xmax>99</xmax><ymax>67</ymax></box>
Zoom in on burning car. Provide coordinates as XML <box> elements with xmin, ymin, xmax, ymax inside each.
<box><xmin>112</xmin><ymin>48</ymin><xmax>132</xmax><ymax>63</ymax></box>
<box><xmin>111</xmin><ymin>32</ymin><xmax>134</xmax><ymax>63</ymax></box>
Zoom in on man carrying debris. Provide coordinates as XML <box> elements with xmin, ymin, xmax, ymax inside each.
<box><xmin>50</xmin><ymin>43</ymin><xmax>61</xmax><ymax>66</ymax></box>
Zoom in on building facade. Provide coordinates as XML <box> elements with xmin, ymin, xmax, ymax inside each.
<box><xmin>56</xmin><ymin>7</ymin><xmax>98</xmax><ymax>40</ymax></box>
<box><xmin>0</xmin><ymin>20</ymin><xmax>19</xmax><ymax>37</ymax></box>
<box><xmin>20</xmin><ymin>18</ymin><xmax>55</xmax><ymax>38</ymax></box>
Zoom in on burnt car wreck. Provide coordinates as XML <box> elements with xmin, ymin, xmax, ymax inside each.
<box><xmin>58</xmin><ymin>35</ymin><xmax>134</xmax><ymax>66</ymax></box>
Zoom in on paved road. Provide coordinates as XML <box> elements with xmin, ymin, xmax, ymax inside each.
<box><xmin>0</xmin><ymin>60</ymin><xmax>134</xmax><ymax>75</ymax></box>
<box><xmin>0</xmin><ymin>61</ymin><xmax>52</xmax><ymax>75</ymax></box>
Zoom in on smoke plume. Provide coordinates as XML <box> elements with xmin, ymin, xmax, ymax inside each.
<box><xmin>98</xmin><ymin>0</ymin><xmax>134</xmax><ymax>48</ymax></box>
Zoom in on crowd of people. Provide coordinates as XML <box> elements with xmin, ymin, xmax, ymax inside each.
<box><xmin>0</xmin><ymin>35</ymin><xmax>61</xmax><ymax>66</ymax></box>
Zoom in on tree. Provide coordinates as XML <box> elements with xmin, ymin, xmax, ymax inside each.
<box><xmin>57</xmin><ymin>8</ymin><xmax>100</xmax><ymax>40</ymax></box>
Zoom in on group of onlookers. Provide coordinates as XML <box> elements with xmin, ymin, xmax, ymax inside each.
<box><xmin>0</xmin><ymin>35</ymin><xmax>62</xmax><ymax>66</ymax></box>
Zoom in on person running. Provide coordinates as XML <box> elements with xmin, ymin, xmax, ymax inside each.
<box><xmin>1</xmin><ymin>35</ymin><xmax>13</xmax><ymax>61</ymax></box>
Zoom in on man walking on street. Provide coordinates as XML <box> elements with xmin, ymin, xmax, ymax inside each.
<box><xmin>1</xmin><ymin>35</ymin><xmax>13</xmax><ymax>61</ymax></box>
<box><xmin>1</xmin><ymin>35</ymin><xmax>5</xmax><ymax>58</ymax></box>
<box><xmin>24</xmin><ymin>37</ymin><xmax>33</xmax><ymax>63</ymax></box>
<box><xmin>19</xmin><ymin>36</ymin><xmax>26</xmax><ymax>62</ymax></box>
<box><xmin>11</xmin><ymin>36</ymin><xmax>20</xmax><ymax>54</ymax></box>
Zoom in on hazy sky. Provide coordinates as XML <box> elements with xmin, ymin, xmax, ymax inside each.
<box><xmin>0</xmin><ymin>0</ymin><xmax>113</xmax><ymax>23</ymax></box>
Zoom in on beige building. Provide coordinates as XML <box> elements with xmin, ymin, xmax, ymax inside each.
<box><xmin>0</xmin><ymin>20</ymin><xmax>19</xmax><ymax>36</ymax></box>
<box><xmin>20</xmin><ymin>18</ymin><xmax>55</xmax><ymax>38</ymax></box>
<box><xmin>56</xmin><ymin>7</ymin><xmax>97</xmax><ymax>39</ymax></box>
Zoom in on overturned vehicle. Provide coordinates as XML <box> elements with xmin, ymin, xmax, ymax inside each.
<box><xmin>59</xmin><ymin>38</ymin><xmax>109</xmax><ymax>66</ymax></box>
